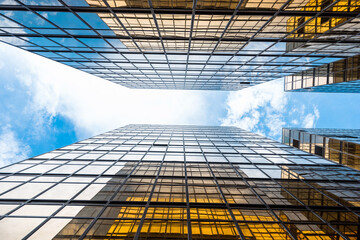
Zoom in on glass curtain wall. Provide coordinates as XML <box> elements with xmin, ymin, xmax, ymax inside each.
<box><xmin>0</xmin><ymin>125</ymin><xmax>359</xmax><ymax>239</ymax></box>
<box><xmin>0</xmin><ymin>0</ymin><xmax>359</xmax><ymax>90</ymax></box>
<box><xmin>283</xmin><ymin>128</ymin><xmax>360</xmax><ymax>170</ymax></box>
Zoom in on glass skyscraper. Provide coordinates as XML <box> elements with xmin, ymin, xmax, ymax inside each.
<box><xmin>0</xmin><ymin>124</ymin><xmax>359</xmax><ymax>239</ymax></box>
<box><xmin>283</xmin><ymin>128</ymin><xmax>360</xmax><ymax>170</ymax></box>
<box><xmin>285</xmin><ymin>55</ymin><xmax>360</xmax><ymax>92</ymax></box>
<box><xmin>0</xmin><ymin>0</ymin><xmax>359</xmax><ymax>90</ymax></box>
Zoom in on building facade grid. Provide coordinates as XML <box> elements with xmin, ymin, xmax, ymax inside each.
<box><xmin>283</xmin><ymin>127</ymin><xmax>360</xmax><ymax>171</ymax></box>
<box><xmin>285</xmin><ymin>55</ymin><xmax>360</xmax><ymax>92</ymax></box>
<box><xmin>0</xmin><ymin>0</ymin><xmax>359</xmax><ymax>90</ymax></box>
<box><xmin>0</xmin><ymin>125</ymin><xmax>359</xmax><ymax>239</ymax></box>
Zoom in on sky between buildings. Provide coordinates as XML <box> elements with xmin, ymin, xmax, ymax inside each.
<box><xmin>1</xmin><ymin>41</ymin><xmax>360</xmax><ymax>166</ymax></box>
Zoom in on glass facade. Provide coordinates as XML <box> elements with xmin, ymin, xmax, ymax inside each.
<box><xmin>0</xmin><ymin>0</ymin><xmax>360</xmax><ymax>90</ymax></box>
<box><xmin>283</xmin><ymin>128</ymin><xmax>360</xmax><ymax>170</ymax></box>
<box><xmin>286</xmin><ymin>0</ymin><xmax>360</xmax><ymax>52</ymax></box>
<box><xmin>0</xmin><ymin>124</ymin><xmax>360</xmax><ymax>239</ymax></box>
<box><xmin>285</xmin><ymin>55</ymin><xmax>360</xmax><ymax>92</ymax></box>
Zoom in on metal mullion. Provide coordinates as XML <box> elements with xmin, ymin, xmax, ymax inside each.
<box><xmin>211</xmin><ymin>0</ymin><xmax>344</xmax><ymax>87</ymax></box>
<box><xmin>132</xmin><ymin>129</ymin><xmax>169</xmax><ymax>240</ymax></box>
<box><xmin>0</xmin><ymin>153</ymin><xmax>102</xmax><ymax>223</ymax></box>
<box><xmin>203</xmin><ymin>0</ymin><xmax>294</xmax><ymax>87</ymax></box>
<box><xmin>3</xmin><ymin>199</ymin><xmax>357</xmax><ymax>211</ymax></box>
<box><xmin>1</xmin><ymin>5</ymin><xmax>359</xmax><ymax>17</ymax></box>
<box><xmin>57</xmin><ymin>0</ymin><xmax>140</xmax><ymax>83</ymax></box>
<box><xmin>0</xmin><ymin>153</ymin><xmax>60</xmax><ymax>176</ymax></box>
<box><xmin>281</xmin><ymin>12</ymin><xmax>360</xmax><ymax>57</ymax></box>
<box><xmin>0</xmin><ymin>161</ymin><xmax>55</xmax><ymax>199</ymax></box>
<box><xmin>286</xmin><ymin>169</ymin><xmax>360</xmax><ymax>219</ymax></box>
<box><xmin>77</xmin><ymin>131</ymin><xmax>150</xmax><ymax>239</ymax></box>
<box><xmin>12</xmin><ymin>0</ymin><xmax>103</xmax><ymax>75</ymax></box>
<box><xmin>7</xmin><ymin>30</ymin><xmax>360</xmax><ymax>43</ymax></box>
<box><xmin>226</xmin><ymin>0</ymin><xmax>345</xmax><ymax>86</ymax></box>
<box><xmin>193</xmin><ymin>0</ymin><xmax>246</xmax><ymax>88</ymax></box>
<box><xmin>227</xmin><ymin>161</ymin><xmax>299</xmax><ymax>240</ymax></box>
<box><xmin>214</xmin><ymin>134</ymin><xmax>304</xmax><ymax>239</ymax></box>
<box><xmin>184</xmin><ymin>0</ymin><xmax>198</xmax><ymax>89</ymax></box>
<box><xmin>183</xmin><ymin>130</ymin><xmax>193</xmax><ymax>240</ymax></box>
<box><xmin>25</xmin><ymin>5</ymin><xmax>134</xmax><ymax>84</ymax></box>
<box><xmin>0</xmin><ymin>36</ymin><xmax>66</xmax><ymax>65</ymax></box>
<box><xmin>0</xmin><ymin>13</ymin><xmax>81</xmax><ymax>69</ymax></box>
<box><xmin>28</xmin><ymin>49</ymin><xmax>347</xmax><ymax>58</ymax></box>
<box><xmin>101</xmin><ymin>0</ymin><xmax>163</xmax><ymax>89</ymax></box>
<box><xmin>263</xmin><ymin>171</ymin><xmax>352</xmax><ymax>240</ymax></box>
<box><xmin>55</xmin><ymin>57</ymin><xmax>330</xmax><ymax>67</ymax></box>
<box><xmin>81</xmin><ymin>67</ymin><xmax>303</xmax><ymax>73</ymax></box>
<box><xmin>0</xmin><ymin>148</ymin><xmax>94</xmax><ymax>199</ymax></box>
<box><xmin>3</xmin><ymin>31</ymin><xmax>359</xmax><ymax>43</ymax></box>
<box><xmin>194</xmin><ymin>135</ymin><xmax>247</xmax><ymax>240</ymax></box>
<box><xmin>22</xmin><ymin>155</ymin><xmax>124</xmax><ymax>239</ymax></box>
<box><xmin>277</xmin><ymin>14</ymin><xmax>360</xmax><ymax>83</ymax></box>
<box><xmin>147</xmin><ymin>0</ymin><xmax>174</xmax><ymax>89</ymax></box>
<box><xmin>258</xmin><ymin>12</ymin><xmax>360</xmax><ymax>79</ymax></box>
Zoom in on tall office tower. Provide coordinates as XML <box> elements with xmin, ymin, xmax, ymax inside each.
<box><xmin>0</xmin><ymin>0</ymin><xmax>359</xmax><ymax>90</ymax></box>
<box><xmin>285</xmin><ymin>55</ymin><xmax>360</xmax><ymax>92</ymax></box>
<box><xmin>0</xmin><ymin>124</ymin><xmax>359</xmax><ymax>239</ymax></box>
<box><xmin>283</xmin><ymin>128</ymin><xmax>360</xmax><ymax>170</ymax></box>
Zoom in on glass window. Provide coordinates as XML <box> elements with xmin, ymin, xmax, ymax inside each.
<box><xmin>37</xmin><ymin>183</ymin><xmax>86</xmax><ymax>200</ymax></box>
<box><xmin>0</xmin><ymin>183</ymin><xmax>54</xmax><ymax>199</ymax></box>
<box><xmin>0</xmin><ymin>217</ymin><xmax>46</xmax><ymax>240</ymax></box>
<box><xmin>11</xmin><ymin>205</ymin><xmax>60</xmax><ymax>216</ymax></box>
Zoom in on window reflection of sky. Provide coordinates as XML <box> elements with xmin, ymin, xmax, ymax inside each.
<box><xmin>0</xmin><ymin>1</ymin><xmax>358</xmax><ymax>90</ymax></box>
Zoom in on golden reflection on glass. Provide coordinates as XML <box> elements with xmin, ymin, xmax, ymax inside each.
<box><xmin>191</xmin><ymin>221</ymin><xmax>239</xmax><ymax>240</ymax></box>
<box><xmin>283</xmin><ymin>129</ymin><xmax>360</xmax><ymax>171</ymax></box>
<box><xmin>96</xmin><ymin>219</ymin><xmax>141</xmax><ymax>240</ymax></box>
<box><xmin>52</xmin><ymin>219</ymin><xmax>93</xmax><ymax>240</ymax></box>
<box><xmin>2</xmin><ymin>125</ymin><xmax>360</xmax><ymax>240</ymax></box>
<box><xmin>102</xmin><ymin>206</ymin><xmax>145</xmax><ymax>219</ymax></box>
<box><xmin>287</xmin><ymin>0</ymin><xmax>360</xmax><ymax>46</ymax></box>
<box><xmin>139</xmin><ymin>207</ymin><xmax>187</xmax><ymax>239</ymax></box>
<box><xmin>315</xmin><ymin>210</ymin><xmax>359</xmax><ymax>239</ymax></box>
<box><xmin>140</xmin><ymin>220</ymin><xmax>188</xmax><ymax>239</ymax></box>
<box><xmin>280</xmin><ymin>166</ymin><xmax>360</xmax><ymax>239</ymax></box>
<box><xmin>190</xmin><ymin>208</ymin><xmax>232</xmax><ymax>221</ymax></box>
<box><xmin>188</xmin><ymin>179</ymin><xmax>224</xmax><ymax>203</ymax></box>
<box><xmin>85</xmin><ymin>0</ymin><xmax>323</xmax><ymax>52</ymax></box>
<box><xmin>151</xmin><ymin>178</ymin><xmax>186</xmax><ymax>202</ymax></box>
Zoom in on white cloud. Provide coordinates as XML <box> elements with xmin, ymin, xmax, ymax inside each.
<box><xmin>0</xmin><ymin>126</ymin><xmax>30</xmax><ymax>167</ymax></box>
<box><xmin>291</xmin><ymin>119</ymin><xmax>299</xmax><ymax>125</ymax></box>
<box><xmin>302</xmin><ymin>106</ymin><xmax>320</xmax><ymax>128</ymax></box>
<box><xmin>222</xmin><ymin>78</ymin><xmax>321</xmax><ymax>141</ymax></box>
<box><xmin>221</xmin><ymin>78</ymin><xmax>287</xmax><ymax>140</ymax></box>
<box><xmin>0</xmin><ymin>42</ymin><xmax>226</xmax><ymax>140</ymax></box>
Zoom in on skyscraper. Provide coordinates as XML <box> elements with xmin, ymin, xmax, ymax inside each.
<box><xmin>284</xmin><ymin>54</ymin><xmax>360</xmax><ymax>92</ymax></box>
<box><xmin>0</xmin><ymin>124</ymin><xmax>359</xmax><ymax>239</ymax></box>
<box><xmin>283</xmin><ymin>127</ymin><xmax>360</xmax><ymax>170</ymax></box>
<box><xmin>0</xmin><ymin>0</ymin><xmax>359</xmax><ymax>90</ymax></box>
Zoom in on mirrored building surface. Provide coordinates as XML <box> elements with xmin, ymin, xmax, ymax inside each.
<box><xmin>0</xmin><ymin>124</ymin><xmax>360</xmax><ymax>239</ymax></box>
<box><xmin>285</xmin><ymin>54</ymin><xmax>360</xmax><ymax>92</ymax></box>
<box><xmin>283</xmin><ymin>128</ymin><xmax>360</xmax><ymax>170</ymax></box>
<box><xmin>0</xmin><ymin>0</ymin><xmax>359</xmax><ymax>90</ymax></box>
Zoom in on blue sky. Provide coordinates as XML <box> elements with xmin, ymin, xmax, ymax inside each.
<box><xmin>1</xmin><ymin>41</ymin><xmax>360</xmax><ymax>166</ymax></box>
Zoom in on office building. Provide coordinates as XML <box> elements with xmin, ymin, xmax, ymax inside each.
<box><xmin>0</xmin><ymin>0</ymin><xmax>359</xmax><ymax>90</ymax></box>
<box><xmin>285</xmin><ymin>54</ymin><xmax>360</xmax><ymax>92</ymax></box>
<box><xmin>283</xmin><ymin>128</ymin><xmax>360</xmax><ymax>170</ymax></box>
<box><xmin>0</xmin><ymin>124</ymin><xmax>359</xmax><ymax>239</ymax></box>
